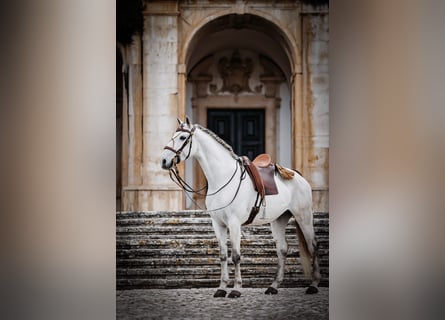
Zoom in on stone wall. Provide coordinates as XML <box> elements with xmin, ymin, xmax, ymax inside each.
<box><xmin>118</xmin><ymin>1</ymin><xmax>329</xmax><ymax>212</ymax></box>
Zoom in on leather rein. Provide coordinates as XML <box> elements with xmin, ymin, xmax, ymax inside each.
<box><xmin>163</xmin><ymin>125</ymin><xmax>247</xmax><ymax>211</ymax></box>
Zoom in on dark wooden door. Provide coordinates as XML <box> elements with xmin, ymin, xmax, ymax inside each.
<box><xmin>207</xmin><ymin>109</ymin><xmax>265</xmax><ymax>159</ymax></box>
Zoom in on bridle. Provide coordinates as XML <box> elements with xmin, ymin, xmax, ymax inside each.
<box><xmin>163</xmin><ymin>125</ymin><xmax>196</xmax><ymax>165</ymax></box>
<box><xmin>163</xmin><ymin>124</ymin><xmax>248</xmax><ymax>211</ymax></box>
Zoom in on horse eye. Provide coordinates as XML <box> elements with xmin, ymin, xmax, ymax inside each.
<box><xmin>179</xmin><ymin>136</ymin><xmax>186</xmax><ymax>141</ymax></box>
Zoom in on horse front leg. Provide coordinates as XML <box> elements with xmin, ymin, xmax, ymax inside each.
<box><xmin>212</xmin><ymin>221</ymin><xmax>229</xmax><ymax>298</ymax></box>
<box><xmin>228</xmin><ymin>219</ymin><xmax>242</xmax><ymax>298</ymax></box>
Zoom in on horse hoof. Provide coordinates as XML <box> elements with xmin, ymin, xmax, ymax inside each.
<box><xmin>228</xmin><ymin>290</ymin><xmax>241</xmax><ymax>298</ymax></box>
<box><xmin>305</xmin><ymin>286</ymin><xmax>319</xmax><ymax>294</ymax></box>
<box><xmin>213</xmin><ymin>289</ymin><xmax>227</xmax><ymax>298</ymax></box>
<box><xmin>265</xmin><ymin>287</ymin><xmax>278</xmax><ymax>295</ymax></box>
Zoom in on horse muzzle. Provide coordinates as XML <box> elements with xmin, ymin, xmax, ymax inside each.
<box><xmin>161</xmin><ymin>154</ymin><xmax>181</xmax><ymax>170</ymax></box>
<box><xmin>161</xmin><ymin>157</ymin><xmax>173</xmax><ymax>170</ymax></box>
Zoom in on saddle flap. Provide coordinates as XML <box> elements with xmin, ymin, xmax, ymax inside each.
<box><xmin>258</xmin><ymin>164</ymin><xmax>278</xmax><ymax>195</ymax></box>
<box><xmin>241</xmin><ymin>156</ymin><xmax>266</xmax><ymax>198</ymax></box>
<box><xmin>241</xmin><ymin>155</ymin><xmax>278</xmax><ymax>226</ymax></box>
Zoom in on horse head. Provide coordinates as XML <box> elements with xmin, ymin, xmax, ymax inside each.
<box><xmin>161</xmin><ymin>117</ymin><xmax>196</xmax><ymax>170</ymax></box>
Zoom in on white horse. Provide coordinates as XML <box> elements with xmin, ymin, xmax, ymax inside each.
<box><xmin>161</xmin><ymin>117</ymin><xmax>321</xmax><ymax>298</ymax></box>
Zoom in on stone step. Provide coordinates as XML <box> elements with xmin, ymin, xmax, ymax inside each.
<box><xmin>117</xmin><ymin>211</ymin><xmax>329</xmax><ymax>220</ymax></box>
<box><xmin>116</xmin><ymin>265</ymin><xmax>305</xmax><ymax>276</ymax></box>
<box><xmin>117</xmin><ymin>220</ymin><xmax>329</xmax><ymax>230</ymax></box>
<box><xmin>117</xmin><ymin>247</ymin><xmax>296</xmax><ymax>256</ymax></box>
<box><xmin>116</xmin><ymin>238</ymin><xmax>329</xmax><ymax>249</ymax></box>
<box><xmin>116</xmin><ymin>210</ymin><xmax>329</xmax><ymax>289</ymax></box>
<box><xmin>117</xmin><ymin>261</ymin><xmax>329</xmax><ymax>273</ymax></box>
<box><xmin>116</xmin><ymin>226</ymin><xmax>329</xmax><ymax>236</ymax></box>
<box><xmin>117</xmin><ymin>210</ymin><xmax>209</xmax><ymax>219</ymax></box>
<box><xmin>116</xmin><ymin>264</ymin><xmax>329</xmax><ymax>276</ymax></box>
<box><xmin>117</xmin><ymin>217</ymin><xmax>212</xmax><ymax>226</ymax></box>
<box><xmin>116</xmin><ymin>235</ymin><xmax>328</xmax><ymax>245</ymax></box>
<box><xmin>117</xmin><ymin>247</ymin><xmax>330</xmax><ymax>259</ymax></box>
<box><xmin>117</xmin><ymin>256</ymin><xmax>306</xmax><ymax>266</ymax></box>
<box><xmin>117</xmin><ymin>216</ymin><xmax>329</xmax><ymax>226</ymax></box>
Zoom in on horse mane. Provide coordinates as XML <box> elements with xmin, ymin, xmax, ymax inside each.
<box><xmin>195</xmin><ymin>124</ymin><xmax>239</xmax><ymax>160</ymax></box>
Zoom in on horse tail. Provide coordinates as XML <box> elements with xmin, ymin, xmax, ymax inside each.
<box><xmin>295</xmin><ymin>220</ymin><xmax>314</xmax><ymax>278</ymax></box>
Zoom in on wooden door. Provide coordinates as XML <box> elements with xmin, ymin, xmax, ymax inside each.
<box><xmin>207</xmin><ymin>109</ymin><xmax>265</xmax><ymax>159</ymax></box>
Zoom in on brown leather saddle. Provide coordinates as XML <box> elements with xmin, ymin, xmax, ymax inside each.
<box><xmin>241</xmin><ymin>154</ymin><xmax>299</xmax><ymax>225</ymax></box>
<box><xmin>242</xmin><ymin>154</ymin><xmax>277</xmax><ymax>195</ymax></box>
<box><xmin>241</xmin><ymin>154</ymin><xmax>277</xmax><ymax>225</ymax></box>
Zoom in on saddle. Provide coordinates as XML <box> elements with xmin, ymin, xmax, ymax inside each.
<box><xmin>241</xmin><ymin>154</ymin><xmax>297</xmax><ymax>225</ymax></box>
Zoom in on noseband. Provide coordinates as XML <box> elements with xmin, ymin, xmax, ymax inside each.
<box><xmin>163</xmin><ymin>125</ymin><xmax>196</xmax><ymax>164</ymax></box>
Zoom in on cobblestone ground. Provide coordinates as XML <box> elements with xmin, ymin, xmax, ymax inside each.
<box><xmin>117</xmin><ymin>287</ymin><xmax>328</xmax><ymax>320</ymax></box>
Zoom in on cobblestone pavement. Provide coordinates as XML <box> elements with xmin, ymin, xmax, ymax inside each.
<box><xmin>117</xmin><ymin>287</ymin><xmax>328</xmax><ymax>320</ymax></box>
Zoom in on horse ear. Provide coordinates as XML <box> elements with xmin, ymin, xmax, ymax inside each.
<box><xmin>185</xmin><ymin>116</ymin><xmax>191</xmax><ymax>126</ymax></box>
<box><xmin>177</xmin><ymin>118</ymin><xmax>183</xmax><ymax>126</ymax></box>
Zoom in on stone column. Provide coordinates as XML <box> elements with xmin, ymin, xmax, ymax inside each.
<box><xmin>302</xmin><ymin>12</ymin><xmax>329</xmax><ymax>212</ymax></box>
<box><xmin>291</xmin><ymin>65</ymin><xmax>305</xmax><ymax>173</ymax></box>
<box><xmin>120</xmin><ymin>34</ymin><xmax>143</xmax><ymax>211</ymax></box>
<box><xmin>140</xmin><ymin>2</ymin><xmax>183</xmax><ymax>211</ymax></box>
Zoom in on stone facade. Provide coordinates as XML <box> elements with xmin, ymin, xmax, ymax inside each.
<box><xmin>117</xmin><ymin>1</ymin><xmax>329</xmax><ymax>212</ymax></box>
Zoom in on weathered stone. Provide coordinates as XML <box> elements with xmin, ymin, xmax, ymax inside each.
<box><xmin>117</xmin><ymin>288</ymin><xmax>329</xmax><ymax>319</ymax></box>
<box><xmin>118</xmin><ymin>1</ymin><xmax>330</xmax><ymax>213</ymax></box>
<box><xmin>116</xmin><ymin>210</ymin><xmax>329</xmax><ymax>290</ymax></box>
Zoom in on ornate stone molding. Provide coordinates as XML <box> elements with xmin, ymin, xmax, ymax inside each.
<box><xmin>189</xmin><ymin>50</ymin><xmax>286</xmax><ymax>100</ymax></box>
<box><xmin>218</xmin><ymin>50</ymin><xmax>253</xmax><ymax>95</ymax></box>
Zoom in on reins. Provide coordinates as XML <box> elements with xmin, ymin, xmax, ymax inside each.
<box><xmin>163</xmin><ymin>125</ymin><xmax>248</xmax><ymax>212</ymax></box>
<box><xmin>169</xmin><ymin>160</ymin><xmax>239</xmax><ymax>197</ymax></box>
<box><xmin>168</xmin><ymin>159</ymin><xmax>247</xmax><ymax>212</ymax></box>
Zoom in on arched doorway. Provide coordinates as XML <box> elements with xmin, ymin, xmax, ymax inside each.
<box><xmin>183</xmin><ymin>14</ymin><xmax>294</xmax><ymax>209</ymax></box>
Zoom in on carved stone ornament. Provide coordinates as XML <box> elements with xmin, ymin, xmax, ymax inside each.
<box><xmin>218</xmin><ymin>50</ymin><xmax>253</xmax><ymax>94</ymax></box>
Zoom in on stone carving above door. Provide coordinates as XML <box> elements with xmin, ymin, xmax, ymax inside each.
<box><xmin>217</xmin><ymin>49</ymin><xmax>253</xmax><ymax>95</ymax></box>
<box><xmin>189</xmin><ymin>49</ymin><xmax>284</xmax><ymax>99</ymax></box>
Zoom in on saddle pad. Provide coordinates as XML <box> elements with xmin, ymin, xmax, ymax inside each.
<box><xmin>275</xmin><ymin>163</ymin><xmax>295</xmax><ymax>180</ymax></box>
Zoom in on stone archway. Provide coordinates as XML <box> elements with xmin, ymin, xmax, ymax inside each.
<box><xmin>182</xmin><ymin>14</ymin><xmax>293</xmax><ymax>209</ymax></box>
<box><xmin>132</xmin><ymin>3</ymin><xmax>328</xmax><ymax>212</ymax></box>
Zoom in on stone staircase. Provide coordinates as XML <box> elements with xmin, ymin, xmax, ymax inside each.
<box><xmin>117</xmin><ymin>211</ymin><xmax>329</xmax><ymax>289</ymax></box>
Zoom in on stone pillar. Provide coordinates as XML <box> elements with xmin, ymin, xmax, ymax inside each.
<box><xmin>291</xmin><ymin>65</ymin><xmax>305</xmax><ymax>174</ymax></box>
<box><xmin>120</xmin><ymin>34</ymin><xmax>143</xmax><ymax>211</ymax></box>
<box><xmin>302</xmin><ymin>12</ymin><xmax>329</xmax><ymax>212</ymax></box>
<box><xmin>139</xmin><ymin>2</ymin><xmax>183</xmax><ymax>210</ymax></box>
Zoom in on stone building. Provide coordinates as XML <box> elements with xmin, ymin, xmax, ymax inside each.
<box><xmin>117</xmin><ymin>0</ymin><xmax>329</xmax><ymax>213</ymax></box>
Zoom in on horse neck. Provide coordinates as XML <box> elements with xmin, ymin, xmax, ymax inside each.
<box><xmin>192</xmin><ymin>129</ymin><xmax>238</xmax><ymax>191</ymax></box>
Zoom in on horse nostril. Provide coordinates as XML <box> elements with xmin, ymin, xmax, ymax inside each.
<box><xmin>161</xmin><ymin>158</ymin><xmax>171</xmax><ymax>169</ymax></box>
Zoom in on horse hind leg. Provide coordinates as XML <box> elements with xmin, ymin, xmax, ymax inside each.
<box><xmin>265</xmin><ymin>211</ymin><xmax>292</xmax><ymax>295</ymax></box>
<box><xmin>294</xmin><ymin>212</ymin><xmax>321</xmax><ymax>294</ymax></box>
